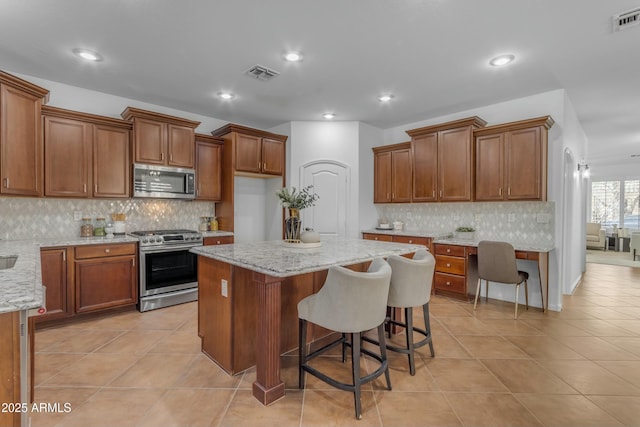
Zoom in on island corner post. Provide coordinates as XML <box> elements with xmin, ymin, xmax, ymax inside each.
<box><xmin>252</xmin><ymin>271</ymin><xmax>286</xmax><ymax>404</ymax></box>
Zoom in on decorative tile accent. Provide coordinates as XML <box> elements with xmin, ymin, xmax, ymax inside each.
<box><xmin>375</xmin><ymin>201</ymin><xmax>554</xmax><ymax>248</ymax></box>
<box><xmin>0</xmin><ymin>198</ymin><xmax>216</xmax><ymax>239</ymax></box>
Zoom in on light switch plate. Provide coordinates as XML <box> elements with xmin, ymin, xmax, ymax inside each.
<box><xmin>221</xmin><ymin>279</ymin><xmax>228</xmax><ymax>297</ymax></box>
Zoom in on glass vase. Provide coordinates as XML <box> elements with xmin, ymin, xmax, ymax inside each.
<box><xmin>285</xmin><ymin>208</ymin><xmax>302</xmax><ymax>242</ymax></box>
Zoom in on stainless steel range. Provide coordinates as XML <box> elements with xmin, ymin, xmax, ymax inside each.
<box><xmin>130</xmin><ymin>229</ymin><xmax>203</xmax><ymax>312</ymax></box>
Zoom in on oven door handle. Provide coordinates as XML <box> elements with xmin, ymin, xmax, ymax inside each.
<box><xmin>139</xmin><ymin>243</ymin><xmax>202</xmax><ymax>253</ymax></box>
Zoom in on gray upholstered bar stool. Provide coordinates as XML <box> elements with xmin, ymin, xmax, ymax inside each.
<box><xmin>474</xmin><ymin>240</ymin><xmax>529</xmax><ymax>319</ymax></box>
<box><xmin>368</xmin><ymin>249</ymin><xmax>436</xmax><ymax>376</ymax></box>
<box><xmin>298</xmin><ymin>258</ymin><xmax>392</xmax><ymax>420</ymax></box>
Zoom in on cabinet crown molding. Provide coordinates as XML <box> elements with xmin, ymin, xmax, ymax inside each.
<box><xmin>473</xmin><ymin>116</ymin><xmax>555</xmax><ymax>136</ymax></box>
<box><xmin>121</xmin><ymin>106</ymin><xmax>200</xmax><ymax>128</ymax></box>
<box><xmin>195</xmin><ymin>133</ymin><xmax>224</xmax><ymax>144</ymax></box>
<box><xmin>406</xmin><ymin>116</ymin><xmax>487</xmax><ymax>137</ymax></box>
<box><xmin>42</xmin><ymin>105</ymin><xmax>132</xmax><ymax>129</ymax></box>
<box><xmin>0</xmin><ymin>70</ymin><xmax>49</xmax><ymax>102</ymax></box>
<box><xmin>372</xmin><ymin>141</ymin><xmax>411</xmax><ymax>153</ymax></box>
<box><xmin>210</xmin><ymin>123</ymin><xmax>288</xmax><ymax>142</ymax></box>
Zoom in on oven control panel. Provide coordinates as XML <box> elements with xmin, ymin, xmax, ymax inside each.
<box><xmin>135</xmin><ymin>231</ymin><xmax>203</xmax><ymax>248</ymax></box>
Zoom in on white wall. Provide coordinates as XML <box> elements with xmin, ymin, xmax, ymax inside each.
<box><xmin>358</xmin><ymin>122</ymin><xmax>384</xmax><ymax>230</ymax></box>
<box><xmin>286</xmin><ymin>121</ymin><xmax>361</xmax><ymax>237</ymax></box>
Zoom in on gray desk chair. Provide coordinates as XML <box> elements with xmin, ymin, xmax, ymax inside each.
<box><xmin>365</xmin><ymin>249</ymin><xmax>435</xmax><ymax>376</ymax></box>
<box><xmin>298</xmin><ymin>257</ymin><xmax>392</xmax><ymax>420</ymax></box>
<box><xmin>474</xmin><ymin>241</ymin><xmax>529</xmax><ymax>319</ymax></box>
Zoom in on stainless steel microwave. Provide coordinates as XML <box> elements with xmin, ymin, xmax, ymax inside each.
<box><xmin>133</xmin><ymin>163</ymin><xmax>196</xmax><ymax>199</ymax></box>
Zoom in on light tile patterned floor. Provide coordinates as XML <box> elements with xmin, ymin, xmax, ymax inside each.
<box><xmin>32</xmin><ymin>262</ymin><xmax>640</xmax><ymax>427</ymax></box>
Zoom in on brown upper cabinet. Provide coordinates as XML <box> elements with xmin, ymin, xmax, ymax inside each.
<box><xmin>0</xmin><ymin>71</ymin><xmax>49</xmax><ymax>197</ymax></box>
<box><xmin>474</xmin><ymin>116</ymin><xmax>554</xmax><ymax>201</ymax></box>
<box><xmin>210</xmin><ymin>124</ymin><xmax>287</xmax><ymax>232</ymax></box>
<box><xmin>195</xmin><ymin>133</ymin><xmax>223</xmax><ymax>201</ymax></box>
<box><xmin>212</xmin><ymin>124</ymin><xmax>286</xmax><ymax>176</ymax></box>
<box><xmin>406</xmin><ymin>117</ymin><xmax>487</xmax><ymax>202</ymax></box>
<box><xmin>121</xmin><ymin>107</ymin><xmax>200</xmax><ymax>169</ymax></box>
<box><xmin>43</xmin><ymin>106</ymin><xmax>132</xmax><ymax>198</ymax></box>
<box><xmin>372</xmin><ymin>142</ymin><xmax>412</xmax><ymax>203</ymax></box>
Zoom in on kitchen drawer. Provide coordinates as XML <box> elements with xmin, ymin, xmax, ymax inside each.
<box><xmin>434</xmin><ymin>244</ymin><xmax>466</xmax><ymax>257</ymax></box>
<box><xmin>515</xmin><ymin>250</ymin><xmax>538</xmax><ymax>260</ymax></box>
<box><xmin>392</xmin><ymin>235</ymin><xmax>430</xmax><ymax>246</ymax></box>
<box><xmin>434</xmin><ymin>272</ymin><xmax>466</xmax><ymax>294</ymax></box>
<box><xmin>362</xmin><ymin>233</ymin><xmax>393</xmax><ymax>242</ymax></box>
<box><xmin>204</xmin><ymin>236</ymin><xmax>234</xmax><ymax>245</ymax></box>
<box><xmin>75</xmin><ymin>242</ymin><xmax>137</xmax><ymax>259</ymax></box>
<box><xmin>435</xmin><ymin>254</ymin><xmax>465</xmax><ymax>275</ymax></box>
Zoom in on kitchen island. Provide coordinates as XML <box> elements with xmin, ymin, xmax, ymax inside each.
<box><xmin>192</xmin><ymin>237</ymin><xmax>425</xmax><ymax>405</ymax></box>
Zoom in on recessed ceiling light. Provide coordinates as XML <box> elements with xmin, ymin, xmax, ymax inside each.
<box><xmin>284</xmin><ymin>51</ymin><xmax>303</xmax><ymax>62</ymax></box>
<box><xmin>217</xmin><ymin>92</ymin><xmax>235</xmax><ymax>100</ymax></box>
<box><xmin>378</xmin><ymin>94</ymin><xmax>394</xmax><ymax>102</ymax></box>
<box><xmin>489</xmin><ymin>54</ymin><xmax>515</xmax><ymax>67</ymax></box>
<box><xmin>322</xmin><ymin>113</ymin><xmax>336</xmax><ymax>120</ymax></box>
<box><xmin>72</xmin><ymin>48</ymin><xmax>103</xmax><ymax>62</ymax></box>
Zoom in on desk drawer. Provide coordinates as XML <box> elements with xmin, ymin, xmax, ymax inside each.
<box><xmin>75</xmin><ymin>243</ymin><xmax>136</xmax><ymax>259</ymax></box>
<box><xmin>434</xmin><ymin>273</ymin><xmax>466</xmax><ymax>294</ymax></box>
<box><xmin>435</xmin><ymin>244</ymin><xmax>465</xmax><ymax>257</ymax></box>
<box><xmin>362</xmin><ymin>233</ymin><xmax>393</xmax><ymax>242</ymax></box>
<box><xmin>435</xmin><ymin>255</ymin><xmax>465</xmax><ymax>275</ymax></box>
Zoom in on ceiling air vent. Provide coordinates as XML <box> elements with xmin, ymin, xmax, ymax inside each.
<box><xmin>244</xmin><ymin>64</ymin><xmax>280</xmax><ymax>82</ymax></box>
<box><xmin>613</xmin><ymin>7</ymin><xmax>640</xmax><ymax>31</ymax></box>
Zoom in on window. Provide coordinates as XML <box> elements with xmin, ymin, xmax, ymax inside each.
<box><xmin>591</xmin><ymin>179</ymin><xmax>640</xmax><ymax>230</ymax></box>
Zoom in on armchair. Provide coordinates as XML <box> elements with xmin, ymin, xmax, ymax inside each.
<box><xmin>631</xmin><ymin>232</ymin><xmax>640</xmax><ymax>261</ymax></box>
<box><xmin>586</xmin><ymin>222</ymin><xmax>606</xmax><ymax>250</ymax></box>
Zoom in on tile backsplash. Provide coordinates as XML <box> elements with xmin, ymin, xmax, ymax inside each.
<box><xmin>376</xmin><ymin>201</ymin><xmax>554</xmax><ymax>247</ymax></box>
<box><xmin>0</xmin><ymin>197</ymin><xmax>216</xmax><ymax>239</ymax></box>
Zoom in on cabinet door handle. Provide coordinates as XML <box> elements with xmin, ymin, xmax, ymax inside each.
<box><xmin>499</xmin><ymin>187</ymin><xmax>502</xmax><ymax>196</ymax></box>
<box><xmin>170</xmin><ymin>153</ymin><xmax>173</xmax><ymax>161</ymax></box>
<box><xmin>132</xmin><ymin>258</ymin><xmax>135</xmax><ymax>267</ymax></box>
<box><xmin>440</xmin><ymin>190</ymin><xmax>443</xmax><ymax>198</ymax></box>
<box><xmin>263</xmin><ymin>162</ymin><xmax>266</xmax><ymax>170</ymax></box>
<box><xmin>62</xmin><ymin>251</ymin><xmax>66</xmax><ymax>262</ymax></box>
<box><xmin>3</xmin><ymin>178</ymin><xmax>8</xmax><ymax>188</ymax></box>
<box><xmin>432</xmin><ymin>190</ymin><xmax>435</xmax><ymax>198</ymax></box>
<box><xmin>392</xmin><ymin>192</ymin><xmax>395</xmax><ymax>199</ymax></box>
<box><xmin>95</xmin><ymin>184</ymin><xmax>98</xmax><ymax>193</ymax></box>
<box><xmin>83</xmin><ymin>183</ymin><xmax>87</xmax><ymax>193</ymax></box>
<box><xmin>508</xmin><ymin>187</ymin><xmax>511</xmax><ymax>196</ymax></box>
<box><xmin>161</xmin><ymin>152</ymin><xmax>165</xmax><ymax>161</ymax></box>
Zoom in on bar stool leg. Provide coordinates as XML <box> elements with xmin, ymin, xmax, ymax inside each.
<box><xmin>299</xmin><ymin>319</ymin><xmax>307</xmax><ymax>389</ymax></box>
<box><xmin>404</xmin><ymin>307</ymin><xmax>416</xmax><ymax>375</ymax></box>
<box><xmin>351</xmin><ymin>332</ymin><xmax>362</xmax><ymax>420</ymax></box>
<box><xmin>377</xmin><ymin>323</ymin><xmax>392</xmax><ymax>390</ymax></box>
<box><xmin>423</xmin><ymin>303</ymin><xmax>435</xmax><ymax>357</ymax></box>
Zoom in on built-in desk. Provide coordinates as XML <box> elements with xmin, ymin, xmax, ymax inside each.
<box><xmin>433</xmin><ymin>238</ymin><xmax>552</xmax><ymax>311</ymax></box>
<box><xmin>191</xmin><ymin>237</ymin><xmax>425</xmax><ymax>406</ymax></box>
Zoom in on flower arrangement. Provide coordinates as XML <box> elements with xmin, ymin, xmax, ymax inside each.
<box><xmin>276</xmin><ymin>185</ymin><xmax>319</xmax><ymax>210</ymax></box>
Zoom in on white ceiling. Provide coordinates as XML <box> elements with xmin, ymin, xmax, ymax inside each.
<box><xmin>1</xmin><ymin>0</ymin><xmax>639</xmax><ymax>167</ymax></box>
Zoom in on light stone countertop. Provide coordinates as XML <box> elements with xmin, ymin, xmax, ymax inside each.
<box><xmin>201</xmin><ymin>231</ymin><xmax>234</xmax><ymax>238</ymax></box>
<box><xmin>433</xmin><ymin>237</ymin><xmax>554</xmax><ymax>253</ymax></box>
<box><xmin>0</xmin><ymin>239</ymin><xmax>43</xmax><ymax>314</ymax></box>
<box><xmin>362</xmin><ymin>229</ymin><xmax>453</xmax><ymax>239</ymax></box>
<box><xmin>0</xmin><ymin>235</ymin><xmax>139</xmax><ymax>314</ymax></box>
<box><xmin>191</xmin><ymin>237</ymin><xmax>426</xmax><ymax>278</ymax></box>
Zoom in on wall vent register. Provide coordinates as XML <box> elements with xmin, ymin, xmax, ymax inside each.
<box><xmin>613</xmin><ymin>7</ymin><xmax>640</xmax><ymax>31</ymax></box>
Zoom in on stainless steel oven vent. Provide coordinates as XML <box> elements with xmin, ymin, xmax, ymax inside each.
<box><xmin>613</xmin><ymin>7</ymin><xmax>640</xmax><ymax>31</ymax></box>
<box><xmin>245</xmin><ymin>64</ymin><xmax>280</xmax><ymax>82</ymax></box>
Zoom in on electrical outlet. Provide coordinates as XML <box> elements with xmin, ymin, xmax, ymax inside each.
<box><xmin>508</xmin><ymin>213</ymin><xmax>516</xmax><ymax>222</ymax></box>
<box><xmin>73</xmin><ymin>211</ymin><xmax>83</xmax><ymax>221</ymax></box>
<box><xmin>221</xmin><ymin>279</ymin><xmax>228</xmax><ymax>297</ymax></box>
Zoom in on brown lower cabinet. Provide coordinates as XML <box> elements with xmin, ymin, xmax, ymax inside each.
<box><xmin>362</xmin><ymin>232</ymin><xmax>432</xmax><ymax>253</ymax></box>
<box><xmin>0</xmin><ymin>311</ymin><xmax>22</xmax><ymax>427</ymax></box>
<box><xmin>37</xmin><ymin>242</ymin><xmax>138</xmax><ymax>327</ymax></box>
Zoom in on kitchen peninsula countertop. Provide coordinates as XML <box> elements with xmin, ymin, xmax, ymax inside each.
<box><xmin>191</xmin><ymin>237</ymin><xmax>426</xmax><ymax>277</ymax></box>
<box><xmin>201</xmin><ymin>231</ymin><xmax>234</xmax><ymax>238</ymax></box>
<box><xmin>0</xmin><ymin>240</ymin><xmax>43</xmax><ymax>314</ymax></box>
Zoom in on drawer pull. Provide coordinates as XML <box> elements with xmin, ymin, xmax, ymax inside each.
<box><xmin>105</xmin><ymin>249</ymin><xmax>110</xmax><ymax>253</ymax></box>
<box><xmin>446</xmin><ymin>263</ymin><xmax>451</xmax><ymax>267</ymax></box>
<box><xmin>446</xmin><ymin>248</ymin><xmax>451</xmax><ymax>253</ymax></box>
<box><xmin>409</xmin><ymin>240</ymin><xmax>413</xmax><ymax>243</ymax></box>
<box><xmin>446</xmin><ymin>281</ymin><xmax>451</xmax><ymax>286</ymax></box>
<box><xmin>217</xmin><ymin>241</ymin><xmax>221</xmax><ymax>244</ymax></box>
